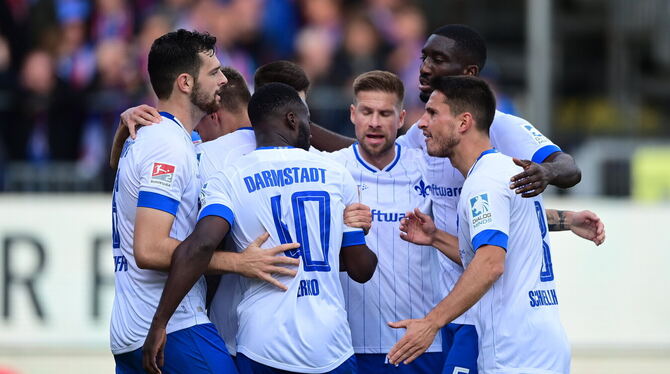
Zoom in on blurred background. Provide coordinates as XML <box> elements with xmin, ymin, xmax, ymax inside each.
<box><xmin>0</xmin><ymin>0</ymin><xmax>668</xmax><ymax>373</ymax></box>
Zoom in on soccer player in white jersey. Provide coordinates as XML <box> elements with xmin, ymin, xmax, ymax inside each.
<box><xmin>110</xmin><ymin>29</ymin><xmax>239</xmax><ymax>373</ymax></box>
<box><xmin>143</xmin><ymin>83</ymin><xmax>378</xmax><ymax>374</ymax></box>
<box><xmin>388</xmin><ymin>76</ymin><xmax>572</xmax><ymax>373</ymax></box>
<box><xmin>311</xmin><ymin>71</ymin><xmax>444</xmax><ymax>374</ymax></box>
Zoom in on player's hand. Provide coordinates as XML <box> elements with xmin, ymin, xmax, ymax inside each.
<box><xmin>568</xmin><ymin>210</ymin><xmax>605</xmax><ymax>246</ymax></box>
<box><xmin>387</xmin><ymin>317</ymin><xmax>440</xmax><ymax>365</ymax></box>
<box><xmin>510</xmin><ymin>158</ymin><xmax>555</xmax><ymax>197</ymax></box>
<box><xmin>120</xmin><ymin>104</ymin><xmax>162</xmax><ymax>139</ymax></box>
<box><xmin>399</xmin><ymin>208</ymin><xmax>436</xmax><ymax>246</ymax></box>
<box><xmin>142</xmin><ymin>324</ymin><xmax>167</xmax><ymax>374</ymax></box>
<box><xmin>237</xmin><ymin>232</ymin><xmax>301</xmax><ymax>291</ymax></box>
<box><xmin>344</xmin><ymin>203</ymin><xmax>372</xmax><ymax>235</ymax></box>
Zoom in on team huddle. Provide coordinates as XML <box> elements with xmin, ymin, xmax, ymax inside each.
<box><xmin>110</xmin><ymin>26</ymin><xmax>605</xmax><ymax>374</ymax></box>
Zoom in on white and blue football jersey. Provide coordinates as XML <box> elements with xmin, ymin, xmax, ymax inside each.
<box><xmin>110</xmin><ymin>112</ymin><xmax>208</xmax><ymax>354</ymax></box>
<box><xmin>457</xmin><ymin>149</ymin><xmax>570</xmax><ymax>374</ymax></box>
<box><xmin>318</xmin><ymin>143</ymin><xmax>443</xmax><ymax>354</ymax></box>
<box><xmin>197</xmin><ymin>127</ymin><xmax>256</xmax><ymax>355</ymax></box>
<box><xmin>198</xmin><ymin>147</ymin><xmax>366</xmax><ymax>373</ymax></box>
<box><xmin>397</xmin><ymin>110</ymin><xmax>562</xmax><ymax>325</ymax></box>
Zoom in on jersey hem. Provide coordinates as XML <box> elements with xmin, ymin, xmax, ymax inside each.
<box><xmin>236</xmin><ymin>345</ymin><xmax>354</xmax><ymax>373</ymax></box>
<box><xmin>110</xmin><ymin>319</ymin><xmax>209</xmax><ymax>355</ymax></box>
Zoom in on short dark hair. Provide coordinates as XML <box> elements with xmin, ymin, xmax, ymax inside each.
<box><xmin>148</xmin><ymin>29</ymin><xmax>217</xmax><ymax>100</ymax></box>
<box><xmin>254</xmin><ymin>61</ymin><xmax>310</xmax><ymax>93</ymax></box>
<box><xmin>353</xmin><ymin>70</ymin><xmax>404</xmax><ymax>108</ymax></box>
<box><xmin>219</xmin><ymin>66</ymin><xmax>251</xmax><ymax>113</ymax></box>
<box><xmin>432</xmin><ymin>24</ymin><xmax>487</xmax><ymax>72</ymax></box>
<box><xmin>248</xmin><ymin>82</ymin><xmax>305</xmax><ymax>126</ymax></box>
<box><xmin>430</xmin><ymin>76</ymin><xmax>496</xmax><ymax>133</ymax></box>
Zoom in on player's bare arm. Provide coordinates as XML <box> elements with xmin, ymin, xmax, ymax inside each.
<box><xmin>387</xmin><ymin>244</ymin><xmax>505</xmax><ymax>365</ymax></box>
<box><xmin>399</xmin><ymin>208</ymin><xmax>461</xmax><ymax>265</ymax></box>
<box><xmin>343</xmin><ymin>203</ymin><xmax>372</xmax><ymax>235</ymax></box>
<box><xmin>340</xmin><ymin>243</ymin><xmax>377</xmax><ymax>283</ymax></box>
<box><xmin>109</xmin><ymin>105</ymin><xmax>162</xmax><ymax>170</ymax></box>
<box><xmin>546</xmin><ymin>209</ymin><xmax>606</xmax><ymax>246</ymax></box>
<box><xmin>509</xmin><ymin>152</ymin><xmax>582</xmax><ymax>197</ymax></box>
<box><xmin>309</xmin><ymin>122</ymin><xmax>355</xmax><ymax>152</ymax></box>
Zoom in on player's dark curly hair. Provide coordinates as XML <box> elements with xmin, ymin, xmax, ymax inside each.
<box><xmin>247</xmin><ymin>82</ymin><xmax>306</xmax><ymax>126</ymax></box>
<box><xmin>254</xmin><ymin>61</ymin><xmax>310</xmax><ymax>93</ymax></box>
<box><xmin>148</xmin><ymin>29</ymin><xmax>217</xmax><ymax>100</ymax></box>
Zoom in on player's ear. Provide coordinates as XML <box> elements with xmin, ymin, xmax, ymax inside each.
<box><xmin>286</xmin><ymin>111</ymin><xmax>297</xmax><ymax>130</ymax></box>
<box><xmin>176</xmin><ymin>73</ymin><xmax>194</xmax><ymax>94</ymax></box>
<box><xmin>398</xmin><ymin>108</ymin><xmax>407</xmax><ymax>130</ymax></box>
<box><xmin>349</xmin><ymin>104</ymin><xmax>356</xmax><ymax>125</ymax></box>
<box><xmin>459</xmin><ymin>112</ymin><xmax>474</xmax><ymax>133</ymax></box>
<box><xmin>463</xmin><ymin>65</ymin><xmax>479</xmax><ymax>76</ymax></box>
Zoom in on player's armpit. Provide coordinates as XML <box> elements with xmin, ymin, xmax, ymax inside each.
<box><xmin>340</xmin><ymin>244</ymin><xmax>377</xmax><ymax>283</ymax></box>
<box><xmin>110</xmin><ymin>122</ymin><xmax>130</xmax><ymax>170</ymax></box>
<box><xmin>134</xmin><ymin>207</ymin><xmax>181</xmax><ymax>271</ymax></box>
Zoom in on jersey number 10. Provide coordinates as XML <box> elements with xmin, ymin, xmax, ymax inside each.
<box><xmin>534</xmin><ymin>201</ymin><xmax>554</xmax><ymax>282</ymax></box>
<box><xmin>271</xmin><ymin>191</ymin><xmax>331</xmax><ymax>272</ymax></box>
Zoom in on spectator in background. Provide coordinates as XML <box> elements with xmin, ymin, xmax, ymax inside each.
<box><xmin>387</xmin><ymin>3</ymin><xmax>427</xmax><ymax>127</ymax></box>
<box><xmin>300</xmin><ymin>0</ymin><xmax>343</xmax><ymax>48</ymax></box>
<box><xmin>90</xmin><ymin>0</ymin><xmax>133</xmax><ymax>42</ymax></box>
<box><xmin>54</xmin><ymin>0</ymin><xmax>96</xmax><ymax>90</ymax></box>
<box><xmin>15</xmin><ymin>50</ymin><xmax>85</xmax><ymax>163</ymax></box>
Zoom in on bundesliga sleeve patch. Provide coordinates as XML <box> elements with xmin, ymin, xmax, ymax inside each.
<box><xmin>150</xmin><ymin>162</ymin><xmax>176</xmax><ymax>187</ymax></box>
<box><xmin>470</xmin><ymin>193</ymin><xmax>492</xmax><ymax>228</ymax></box>
<box><xmin>523</xmin><ymin>124</ymin><xmax>550</xmax><ymax>146</ymax></box>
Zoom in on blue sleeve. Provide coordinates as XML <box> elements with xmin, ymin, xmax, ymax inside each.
<box><xmin>472</xmin><ymin>229</ymin><xmax>508</xmax><ymax>252</ymax></box>
<box><xmin>531</xmin><ymin>145</ymin><xmax>562</xmax><ymax>164</ymax></box>
<box><xmin>198</xmin><ymin>203</ymin><xmax>235</xmax><ymax>227</ymax></box>
<box><xmin>342</xmin><ymin>230</ymin><xmax>366</xmax><ymax>247</ymax></box>
<box><xmin>137</xmin><ymin>191</ymin><xmax>180</xmax><ymax>216</ymax></box>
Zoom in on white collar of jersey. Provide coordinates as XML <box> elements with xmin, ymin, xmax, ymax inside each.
<box><xmin>159</xmin><ymin>111</ymin><xmax>192</xmax><ymax>140</ymax></box>
<box><xmin>466</xmin><ymin>148</ymin><xmax>499</xmax><ymax>178</ymax></box>
<box><xmin>353</xmin><ymin>142</ymin><xmax>402</xmax><ymax>173</ymax></box>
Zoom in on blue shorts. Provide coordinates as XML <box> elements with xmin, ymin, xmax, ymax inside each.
<box><xmin>114</xmin><ymin>323</ymin><xmax>238</xmax><ymax>374</ymax></box>
<box><xmin>236</xmin><ymin>353</ymin><xmax>357</xmax><ymax>374</ymax></box>
<box><xmin>355</xmin><ymin>352</ymin><xmax>444</xmax><ymax>374</ymax></box>
<box><xmin>441</xmin><ymin>323</ymin><xmax>478</xmax><ymax>374</ymax></box>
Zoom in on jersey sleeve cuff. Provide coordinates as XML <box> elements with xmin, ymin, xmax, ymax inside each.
<box><xmin>472</xmin><ymin>229</ymin><xmax>508</xmax><ymax>252</ymax></box>
<box><xmin>198</xmin><ymin>203</ymin><xmax>235</xmax><ymax>227</ymax></box>
<box><xmin>137</xmin><ymin>191</ymin><xmax>179</xmax><ymax>216</ymax></box>
<box><xmin>531</xmin><ymin>144</ymin><xmax>562</xmax><ymax>164</ymax></box>
<box><xmin>342</xmin><ymin>230</ymin><xmax>366</xmax><ymax>247</ymax></box>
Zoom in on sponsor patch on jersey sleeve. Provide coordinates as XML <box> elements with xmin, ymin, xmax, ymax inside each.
<box><xmin>523</xmin><ymin>124</ymin><xmax>550</xmax><ymax>146</ymax></box>
<box><xmin>150</xmin><ymin>162</ymin><xmax>176</xmax><ymax>187</ymax></box>
<box><xmin>470</xmin><ymin>193</ymin><xmax>493</xmax><ymax>229</ymax></box>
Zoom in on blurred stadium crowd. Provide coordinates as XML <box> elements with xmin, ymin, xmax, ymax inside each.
<box><xmin>0</xmin><ymin>0</ymin><xmax>441</xmax><ymax>191</ymax></box>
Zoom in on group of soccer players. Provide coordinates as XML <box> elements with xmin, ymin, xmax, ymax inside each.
<box><xmin>110</xmin><ymin>24</ymin><xmax>605</xmax><ymax>374</ymax></box>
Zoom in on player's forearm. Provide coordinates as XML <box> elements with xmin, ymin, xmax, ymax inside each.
<box><xmin>431</xmin><ymin>229</ymin><xmax>462</xmax><ymax>265</ymax></box>
<box><xmin>425</xmin><ymin>246</ymin><xmax>504</xmax><ymax>328</ymax></box>
<box><xmin>152</xmin><ymin>236</ymin><xmax>219</xmax><ymax>326</ymax></box>
<box><xmin>134</xmin><ymin>237</ymin><xmax>181</xmax><ymax>271</ymax></box>
<box><xmin>342</xmin><ymin>244</ymin><xmax>378</xmax><ymax>283</ymax></box>
<box><xmin>545</xmin><ymin>209</ymin><xmax>573</xmax><ymax>232</ymax></box>
<box><xmin>542</xmin><ymin>152</ymin><xmax>581</xmax><ymax>188</ymax></box>
<box><xmin>110</xmin><ymin>122</ymin><xmax>130</xmax><ymax>170</ymax></box>
<box><xmin>309</xmin><ymin>122</ymin><xmax>354</xmax><ymax>152</ymax></box>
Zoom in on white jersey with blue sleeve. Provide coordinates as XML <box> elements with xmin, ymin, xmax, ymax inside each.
<box><xmin>318</xmin><ymin>143</ymin><xmax>443</xmax><ymax>354</ymax></box>
<box><xmin>198</xmin><ymin>147</ymin><xmax>365</xmax><ymax>373</ymax></box>
<box><xmin>196</xmin><ymin>126</ymin><xmax>256</xmax><ymax>356</ymax></box>
<box><xmin>110</xmin><ymin>112</ymin><xmax>208</xmax><ymax>355</ymax></box>
<box><xmin>457</xmin><ymin>149</ymin><xmax>570</xmax><ymax>374</ymax></box>
<box><xmin>396</xmin><ymin>110</ymin><xmax>563</xmax><ymax>325</ymax></box>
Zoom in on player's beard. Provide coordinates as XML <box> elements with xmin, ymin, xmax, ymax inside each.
<box><xmin>428</xmin><ymin>133</ymin><xmax>459</xmax><ymax>159</ymax></box>
<box><xmin>191</xmin><ymin>81</ymin><xmax>221</xmax><ymax>115</ymax></box>
<box><xmin>296</xmin><ymin>122</ymin><xmax>311</xmax><ymax>150</ymax></box>
<box><xmin>359</xmin><ymin>134</ymin><xmax>395</xmax><ymax>159</ymax></box>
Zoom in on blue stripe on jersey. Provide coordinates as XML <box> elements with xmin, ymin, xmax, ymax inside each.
<box><xmin>352</xmin><ymin>143</ymin><xmax>377</xmax><ymax>173</ymax></box>
<box><xmin>342</xmin><ymin>230</ymin><xmax>366</xmax><ymax>247</ymax></box>
<box><xmin>137</xmin><ymin>191</ymin><xmax>180</xmax><ymax>216</ymax></box>
<box><xmin>198</xmin><ymin>204</ymin><xmax>236</xmax><ymax>226</ymax></box>
<box><xmin>531</xmin><ymin>144</ymin><xmax>562</xmax><ymax>164</ymax></box>
<box><xmin>384</xmin><ymin>144</ymin><xmax>401</xmax><ymax>171</ymax></box>
<box><xmin>353</xmin><ymin>143</ymin><xmax>402</xmax><ymax>172</ymax></box>
<box><xmin>238</xmin><ymin>126</ymin><xmax>253</xmax><ymax>131</ymax></box>
<box><xmin>159</xmin><ymin>111</ymin><xmax>183</xmax><ymax>129</ymax></box>
<box><xmin>472</xmin><ymin>229</ymin><xmax>508</xmax><ymax>252</ymax></box>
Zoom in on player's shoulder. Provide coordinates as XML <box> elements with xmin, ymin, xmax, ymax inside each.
<box><xmin>203</xmin><ymin>128</ymin><xmax>255</xmax><ymax>149</ymax></box>
<box><xmin>470</xmin><ymin>151</ymin><xmax>520</xmax><ymax>186</ymax></box>
<box><xmin>492</xmin><ymin>110</ymin><xmax>531</xmax><ymax>128</ymax></box>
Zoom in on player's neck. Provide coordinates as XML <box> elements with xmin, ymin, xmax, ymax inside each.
<box><xmin>255</xmin><ymin>131</ymin><xmax>293</xmax><ymax>149</ymax></box>
<box><xmin>358</xmin><ymin>143</ymin><xmax>396</xmax><ymax>170</ymax></box>
<box><xmin>221</xmin><ymin>111</ymin><xmax>251</xmax><ymax>134</ymax></box>
<box><xmin>156</xmin><ymin>98</ymin><xmax>206</xmax><ymax>133</ymax></box>
<box><xmin>452</xmin><ymin>136</ymin><xmax>493</xmax><ymax>178</ymax></box>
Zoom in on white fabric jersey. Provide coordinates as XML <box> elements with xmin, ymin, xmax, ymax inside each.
<box><xmin>318</xmin><ymin>143</ymin><xmax>442</xmax><ymax>354</ymax></box>
<box><xmin>397</xmin><ymin>110</ymin><xmax>562</xmax><ymax>325</ymax></box>
<box><xmin>458</xmin><ymin>149</ymin><xmax>570</xmax><ymax>374</ymax></box>
<box><xmin>199</xmin><ymin>147</ymin><xmax>366</xmax><ymax>373</ymax></box>
<box><xmin>110</xmin><ymin>112</ymin><xmax>208</xmax><ymax>354</ymax></box>
<box><xmin>197</xmin><ymin>127</ymin><xmax>256</xmax><ymax>355</ymax></box>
